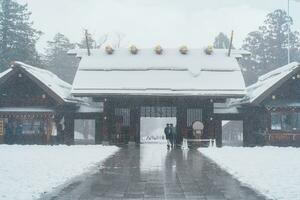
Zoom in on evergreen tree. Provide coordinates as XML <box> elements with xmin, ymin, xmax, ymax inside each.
<box><xmin>44</xmin><ymin>33</ymin><xmax>78</xmax><ymax>83</ymax></box>
<box><xmin>241</xmin><ymin>9</ymin><xmax>300</xmax><ymax>85</ymax></box>
<box><xmin>78</xmin><ymin>31</ymin><xmax>97</xmax><ymax>49</ymax></box>
<box><xmin>213</xmin><ymin>32</ymin><xmax>233</xmax><ymax>49</ymax></box>
<box><xmin>77</xmin><ymin>32</ymin><xmax>109</xmax><ymax>49</ymax></box>
<box><xmin>0</xmin><ymin>0</ymin><xmax>41</xmax><ymax>71</ymax></box>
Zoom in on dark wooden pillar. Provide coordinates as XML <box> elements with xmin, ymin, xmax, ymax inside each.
<box><xmin>64</xmin><ymin>114</ymin><xmax>74</xmax><ymax>145</ymax></box>
<box><xmin>102</xmin><ymin>99</ymin><xmax>114</xmax><ymax>145</ymax></box>
<box><xmin>243</xmin><ymin>116</ymin><xmax>255</xmax><ymax>147</ymax></box>
<box><xmin>176</xmin><ymin>105</ymin><xmax>187</xmax><ymax>144</ymax></box>
<box><xmin>129</xmin><ymin>107</ymin><xmax>140</xmax><ymax>144</ymax></box>
<box><xmin>95</xmin><ymin>115</ymin><xmax>102</xmax><ymax>144</ymax></box>
<box><xmin>136</xmin><ymin>108</ymin><xmax>141</xmax><ymax>143</ymax></box>
<box><xmin>214</xmin><ymin>119</ymin><xmax>222</xmax><ymax>147</ymax></box>
<box><xmin>203</xmin><ymin>101</ymin><xmax>214</xmax><ymax>139</ymax></box>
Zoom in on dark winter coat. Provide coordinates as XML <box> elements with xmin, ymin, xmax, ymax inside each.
<box><xmin>171</xmin><ymin>127</ymin><xmax>177</xmax><ymax>143</ymax></box>
<box><xmin>164</xmin><ymin>127</ymin><xmax>171</xmax><ymax>140</ymax></box>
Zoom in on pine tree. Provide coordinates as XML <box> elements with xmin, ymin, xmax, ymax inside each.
<box><xmin>44</xmin><ymin>33</ymin><xmax>78</xmax><ymax>83</ymax></box>
<box><xmin>0</xmin><ymin>0</ymin><xmax>41</xmax><ymax>71</ymax></box>
<box><xmin>77</xmin><ymin>31</ymin><xmax>109</xmax><ymax>49</ymax></box>
<box><xmin>213</xmin><ymin>32</ymin><xmax>234</xmax><ymax>49</ymax></box>
<box><xmin>241</xmin><ymin>9</ymin><xmax>300</xmax><ymax>85</ymax></box>
<box><xmin>78</xmin><ymin>31</ymin><xmax>97</xmax><ymax>49</ymax></box>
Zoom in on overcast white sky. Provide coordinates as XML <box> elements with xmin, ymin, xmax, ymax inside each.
<box><xmin>16</xmin><ymin>0</ymin><xmax>300</xmax><ymax>52</ymax></box>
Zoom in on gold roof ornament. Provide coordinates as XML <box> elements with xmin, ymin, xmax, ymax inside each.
<box><xmin>105</xmin><ymin>45</ymin><xmax>114</xmax><ymax>55</ymax></box>
<box><xmin>204</xmin><ymin>45</ymin><xmax>214</xmax><ymax>55</ymax></box>
<box><xmin>154</xmin><ymin>45</ymin><xmax>163</xmax><ymax>55</ymax></box>
<box><xmin>130</xmin><ymin>45</ymin><xmax>138</xmax><ymax>55</ymax></box>
<box><xmin>179</xmin><ymin>45</ymin><xmax>188</xmax><ymax>54</ymax></box>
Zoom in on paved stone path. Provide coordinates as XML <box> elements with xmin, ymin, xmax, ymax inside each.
<box><xmin>46</xmin><ymin>145</ymin><xmax>266</xmax><ymax>200</ymax></box>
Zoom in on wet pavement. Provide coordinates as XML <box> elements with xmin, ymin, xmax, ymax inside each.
<box><xmin>46</xmin><ymin>144</ymin><xmax>266</xmax><ymax>200</ymax></box>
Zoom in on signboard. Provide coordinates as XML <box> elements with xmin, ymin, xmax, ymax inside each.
<box><xmin>0</xmin><ymin>119</ymin><xmax>4</xmax><ymax>136</ymax></box>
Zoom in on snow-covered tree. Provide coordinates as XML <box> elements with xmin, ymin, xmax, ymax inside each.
<box><xmin>0</xmin><ymin>0</ymin><xmax>41</xmax><ymax>71</ymax></box>
<box><xmin>44</xmin><ymin>33</ymin><xmax>78</xmax><ymax>83</ymax></box>
<box><xmin>241</xmin><ymin>9</ymin><xmax>300</xmax><ymax>85</ymax></box>
<box><xmin>213</xmin><ymin>32</ymin><xmax>234</xmax><ymax>49</ymax></box>
<box><xmin>78</xmin><ymin>31</ymin><xmax>111</xmax><ymax>49</ymax></box>
<box><xmin>78</xmin><ymin>31</ymin><xmax>97</xmax><ymax>49</ymax></box>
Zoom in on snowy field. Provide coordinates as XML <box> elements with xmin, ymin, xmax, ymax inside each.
<box><xmin>0</xmin><ymin>145</ymin><xmax>119</xmax><ymax>200</ymax></box>
<box><xmin>200</xmin><ymin>147</ymin><xmax>300</xmax><ymax>200</ymax></box>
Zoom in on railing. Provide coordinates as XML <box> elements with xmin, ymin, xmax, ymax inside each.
<box><xmin>182</xmin><ymin>138</ymin><xmax>217</xmax><ymax>150</ymax></box>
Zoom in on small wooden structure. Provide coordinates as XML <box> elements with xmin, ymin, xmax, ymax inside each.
<box><xmin>0</xmin><ymin>62</ymin><xmax>102</xmax><ymax>145</ymax></box>
<box><xmin>238</xmin><ymin>62</ymin><xmax>300</xmax><ymax>146</ymax></box>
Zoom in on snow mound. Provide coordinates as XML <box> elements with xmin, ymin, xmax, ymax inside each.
<box><xmin>200</xmin><ymin>147</ymin><xmax>300</xmax><ymax>200</ymax></box>
<box><xmin>0</xmin><ymin>145</ymin><xmax>119</xmax><ymax>200</ymax></box>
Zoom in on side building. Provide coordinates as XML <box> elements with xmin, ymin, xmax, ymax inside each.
<box><xmin>238</xmin><ymin>62</ymin><xmax>300</xmax><ymax>146</ymax></box>
<box><xmin>0</xmin><ymin>62</ymin><xmax>101</xmax><ymax>145</ymax></box>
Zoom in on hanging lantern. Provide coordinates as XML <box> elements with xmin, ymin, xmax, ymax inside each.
<box><xmin>179</xmin><ymin>45</ymin><xmax>188</xmax><ymax>54</ymax></box>
<box><xmin>272</xmin><ymin>95</ymin><xmax>276</xmax><ymax>100</ymax></box>
<box><xmin>154</xmin><ymin>45</ymin><xmax>163</xmax><ymax>55</ymax></box>
<box><xmin>129</xmin><ymin>45</ymin><xmax>138</xmax><ymax>55</ymax></box>
<box><xmin>105</xmin><ymin>45</ymin><xmax>114</xmax><ymax>54</ymax></box>
<box><xmin>204</xmin><ymin>45</ymin><xmax>214</xmax><ymax>55</ymax></box>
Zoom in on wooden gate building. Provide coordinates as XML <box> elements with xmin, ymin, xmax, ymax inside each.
<box><xmin>69</xmin><ymin>47</ymin><xmax>249</xmax><ymax>146</ymax></box>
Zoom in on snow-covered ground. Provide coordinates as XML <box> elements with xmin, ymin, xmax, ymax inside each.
<box><xmin>200</xmin><ymin>147</ymin><xmax>300</xmax><ymax>200</ymax></box>
<box><xmin>0</xmin><ymin>145</ymin><xmax>119</xmax><ymax>200</ymax></box>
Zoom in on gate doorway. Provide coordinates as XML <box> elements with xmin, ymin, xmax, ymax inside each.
<box><xmin>222</xmin><ymin>120</ymin><xmax>243</xmax><ymax>146</ymax></box>
<box><xmin>74</xmin><ymin>119</ymin><xmax>96</xmax><ymax>145</ymax></box>
<box><xmin>140</xmin><ymin>106</ymin><xmax>177</xmax><ymax>144</ymax></box>
<box><xmin>140</xmin><ymin>117</ymin><xmax>177</xmax><ymax>143</ymax></box>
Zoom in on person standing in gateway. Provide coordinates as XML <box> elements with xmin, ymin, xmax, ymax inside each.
<box><xmin>164</xmin><ymin>124</ymin><xmax>172</xmax><ymax>148</ymax></box>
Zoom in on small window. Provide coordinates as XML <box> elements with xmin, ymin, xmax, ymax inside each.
<box><xmin>271</xmin><ymin>112</ymin><xmax>281</xmax><ymax>130</ymax></box>
<box><xmin>282</xmin><ymin>114</ymin><xmax>293</xmax><ymax>131</ymax></box>
<box><xmin>297</xmin><ymin>113</ymin><xmax>300</xmax><ymax>129</ymax></box>
<box><xmin>21</xmin><ymin>120</ymin><xmax>44</xmax><ymax>135</ymax></box>
<box><xmin>271</xmin><ymin>112</ymin><xmax>300</xmax><ymax>131</ymax></box>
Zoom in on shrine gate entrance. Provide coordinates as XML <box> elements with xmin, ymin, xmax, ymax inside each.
<box><xmin>139</xmin><ymin>106</ymin><xmax>177</xmax><ymax>143</ymax></box>
<box><xmin>96</xmin><ymin>97</ymin><xmax>222</xmax><ymax>146</ymax></box>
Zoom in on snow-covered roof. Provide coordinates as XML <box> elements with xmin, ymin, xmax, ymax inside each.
<box><xmin>0</xmin><ymin>107</ymin><xmax>55</xmax><ymax>113</ymax></box>
<box><xmin>6</xmin><ymin>62</ymin><xmax>78</xmax><ymax>104</ymax></box>
<box><xmin>239</xmin><ymin>62</ymin><xmax>300</xmax><ymax>105</ymax></box>
<box><xmin>70</xmin><ymin>48</ymin><xmax>247</xmax><ymax>97</ymax></box>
